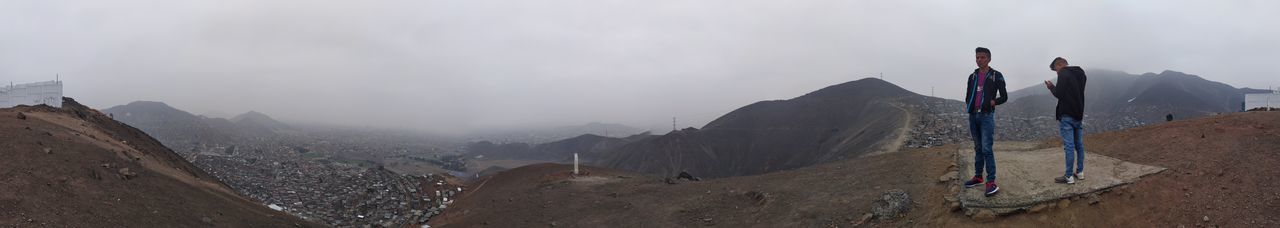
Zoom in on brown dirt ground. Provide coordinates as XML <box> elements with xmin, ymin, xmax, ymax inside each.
<box><xmin>0</xmin><ymin>101</ymin><xmax>321</xmax><ymax>227</ymax></box>
<box><xmin>432</xmin><ymin>111</ymin><xmax>1280</xmax><ymax>227</ymax></box>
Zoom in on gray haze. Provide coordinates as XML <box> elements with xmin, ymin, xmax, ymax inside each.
<box><xmin>3</xmin><ymin>0</ymin><xmax>1277</xmax><ymax>134</ymax></box>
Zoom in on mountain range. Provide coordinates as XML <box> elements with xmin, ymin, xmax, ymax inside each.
<box><xmin>103</xmin><ymin>101</ymin><xmax>291</xmax><ymax>150</ymax></box>
<box><xmin>470</xmin><ymin>69</ymin><xmax>1269</xmax><ymax>178</ymax></box>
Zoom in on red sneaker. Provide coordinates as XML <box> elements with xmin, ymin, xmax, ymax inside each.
<box><xmin>963</xmin><ymin>175</ymin><xmax>983</xmax><ymax>188</ymax></box>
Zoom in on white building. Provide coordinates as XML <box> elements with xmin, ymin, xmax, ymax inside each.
<box><xmin>1</xmin><ymin>80</ymin><xmax>63</xmax><ymax>108</ymax></box>
<box><xmin>1245</xmin><ymin>92</ymin><xmax>1280</xmax><ymax>111</ymax></box>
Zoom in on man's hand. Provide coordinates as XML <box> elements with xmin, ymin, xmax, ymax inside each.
<box><xmin>1044</xmin><ymin>80</ymin><xmax>1055</xmax><ymax>90</ymax></box>
<box><xmin>990</xmin><ymin>100</ymin><xmax>996</xmax><ymax>107</ymax></box>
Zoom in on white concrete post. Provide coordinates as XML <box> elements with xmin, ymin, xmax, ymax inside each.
<box><xmin>573</xmin><ymin>153</ymin><xmax>580</xmax><ymax>175</ymax></box>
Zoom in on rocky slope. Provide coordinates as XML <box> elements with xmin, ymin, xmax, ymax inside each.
<box><xmin>0</xmin><ymin>98</ymin><xmax>318</xmax><ymax>227</ymax></box>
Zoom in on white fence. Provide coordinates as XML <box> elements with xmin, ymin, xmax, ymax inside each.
<box><xmin>1</xmin><ymin>80</ymin><xmax>63</xmax><ymax>108</ymax></box>
<box><xmin>1245</xmin><ymin>93</ymin><xmax>1280</xmax><ymax>110</ymax></box>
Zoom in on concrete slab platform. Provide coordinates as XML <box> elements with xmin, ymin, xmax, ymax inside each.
<box><xmin>954</xmin><ymin>142</ymin><xmax>1166</xmax><ymax>213</ymax></box>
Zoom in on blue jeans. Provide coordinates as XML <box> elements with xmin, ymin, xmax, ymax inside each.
<box><xmin>968</xmin><ymin>112</ymin><xmax>996</xmax><ymax>182</ymax></box>
<box><xmin>1059</xmin><ymin>115</ymin><xmax>1085</xmax><ymax>177</ymax></box>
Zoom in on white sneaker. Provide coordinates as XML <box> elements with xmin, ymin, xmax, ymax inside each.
<box><xmin>1055</xmin><ymin>175</ymin><xmax>1076</xmax><ymax>184</ymax></box>
<box><xmin>1075</xmin><ymin>171</ymin><xmax>1084</xmax><ymax>180</ymax></box>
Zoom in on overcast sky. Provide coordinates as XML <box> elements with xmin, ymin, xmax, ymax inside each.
<box><xmin>3</xmin><ymin>0</ymin><xmax>1277</xmax><ymax>134</ymax></box>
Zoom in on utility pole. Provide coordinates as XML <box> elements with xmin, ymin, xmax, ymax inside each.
<box><xmin>879</xmin><ymin>72</ymin><xmax>883</xmax><ymax>80</ymax></box>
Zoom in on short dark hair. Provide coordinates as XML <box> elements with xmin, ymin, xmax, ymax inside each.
<box><xmin>975</xmin><ymin>47</ymin><xmax>991</xmax><ymax>56</ymax></box>
<box><xmin>1050</xmin><ymin>57</ymin><xmax>1067</xmax><ymax>71</ymax></box>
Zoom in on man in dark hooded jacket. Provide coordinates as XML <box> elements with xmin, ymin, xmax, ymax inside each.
<box><xmin>1045</xmin><ymin>57</ymin><xmax>1087</xmax><ymax>184</ymax></box>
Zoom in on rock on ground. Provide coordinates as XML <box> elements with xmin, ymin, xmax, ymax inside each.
<box><xmin>938</xmin><ymin>171</ymin><xmax>957</xmax><ymax>183</ymax></box>
<box><xmin>872</xmin><ymin>189</ymin><xmax>912</xmax><ymax>220</ymax></box>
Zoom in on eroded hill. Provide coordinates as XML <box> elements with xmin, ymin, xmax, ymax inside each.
<box><xmin>597</xmin><ymin>77</ymin><xmax>953</xmax><ymax>178</ymax></box>
<box><xmin>0</xmin><ymin>98</ymin><xmax>318</xmax><ymax>227</ymax></box>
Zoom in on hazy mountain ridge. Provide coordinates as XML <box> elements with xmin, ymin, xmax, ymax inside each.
<box><xmin>465</xmin><ymin>122</ymin><xmax>648</xmax><ymax>144</ymax></box>
<box><xmin>466</xmin><ymin>132</ymin><xmax>654</xmax><ymax>163</ymax></box>
<box><xmin>103</xmin><ymin>102</ymin><xmax>293</xmax><ymax>149</ymax></box>
<box><xmin>1001</xmin><ymin>69</ymin><xmax>1263</xmax><ymax>136</ymax></box>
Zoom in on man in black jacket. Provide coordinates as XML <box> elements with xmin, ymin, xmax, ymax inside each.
<box><xmin>1045</xmin><ymin>57</ymin><xmax>1087</xmax><ymax>184</ymax></box>
<box><xmin>962</xmin><ymin>47</ymin><xmax>1008</xmax><ymax>197</ymax></box>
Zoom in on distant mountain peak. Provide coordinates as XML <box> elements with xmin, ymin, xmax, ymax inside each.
<box><xmin>120</xmin><ymin>101</ymin><xmax>180</xmax><ymax>111</ymax></box>
<box><xmin>231</xmin><ymin>110</ymin><xmax>273</xmax><ymax>121</ymax></box>
<box><xmin>231</xmin><ymin>110</ymin><xmax>290</xmax><ymax>130</ymax></box>
<box><xmin>796</xmin><ymin>77</ymin><xmax>917</xmax><ymax>101</ymax></box>
<box><xmin>105</xmin><ymin>101</ymin><xmax>198</xmax><ymax>119</ymax></box>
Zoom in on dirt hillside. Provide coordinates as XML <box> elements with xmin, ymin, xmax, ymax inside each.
<box><xmin>0</xmin><ymin>98</ymin><xmax>320</xmax><ymax>227</ymax></box>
